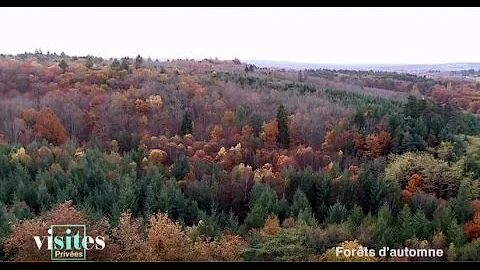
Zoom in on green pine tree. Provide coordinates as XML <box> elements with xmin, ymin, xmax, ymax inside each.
<box><xmin>297</xmin><ymin>208</ymin><xmax>316</xmax><ymax>226</ymax></box>
<box><xmin>120</xmin><ymin>57</ymin><xmax>130</xmax><ymax>71</ymax></box>
<box><xmin>446</xmin><ymin>219</ymin><xmax>467</xmax><ymax>247</ymax></box>
<box><xmin>135</xmin><ymin>55</ymin><xmax>143</xmax><ymax>69</ymax></box>
<box><xmin>59</xmin><ymin>59</ymin><xmax>68</xmax><ymax>73</ymax></box>
<box><xmin>0</xmin><ymin>202</ymin><xmax>9</xmax><ymax>237</ymax></box>
<box><xmin>412</xmin><ymin>209</ymin><xmax>432</xmax><ymax>239</ymax></box>
<box><xmin>180</xmin><ymin>112</ymin><xmax>193</xmax><ymax>135</ymax></box>
<box><xmin>36</xmin><ymin>171</ymin><xmax>54</xmax><ymax>212</ymax></box>
<box><xmin>396</xmin><ymin>204</ymin><xmax>415</xmax><ymax>244</ymax></box>
<box><xmin>86</xmin><ymin>55</ymin><xmax>94</xmax><ymax>69</ymax></box>
<box><xmin>249</xmin><ymin>113</ymin><xmax>263</xmax><ymax>136</ymax></box>
<box><xmin>347</xmin><ymin>204</ymin><xmax>364</xmax><ymax>229</ymax></box>
<box><xmin>172</xmin><ymin>155</ymin><xmax>189</xmax><ymax>181</ymax></box>
<box><xmin>245</xmin><ymin>184</ymin><xmax>279</xmax><ymax>229</ymax></box>
<box><xmin>277</xmin><ymin>104</ymin><xmax>290</xmax><ymax>149</ymax></box>
<box><xmin>118</xmin><ymin>172</ymin><xmax>138</xmax><ymax>213</ymax></box>
<box><xmin>110</xmin><ymin>58</ymin><xmax>121</xmax><ymax>70</ymax></box>
<box><xmin>290</xmin><ymin>188</ymin><xmax>311</xmax><ymax>218</ymax></box>
<box><xmin>450</xmin><ymin>179</ymin><xmax>473</xmax><ymax>223</ymax></box>
<box><xmin>325</xmin><ymin>202</ymin><xmax>348</xmax><ymax>224</ymax></box>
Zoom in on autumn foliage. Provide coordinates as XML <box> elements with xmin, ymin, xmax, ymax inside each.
<box><xmin>364</xmin><ymin>130</ymin><xmax>392</xmax><ymax>158</ymax></box>
<box><xmin>261</xmin><ymin>215</ymin><xmax>280</xmax><ymax>235</ymax></box>
<box><xmin>1</xmin><ymin>53</ymin><xmax>480</xmax><ymax>262</ymax></box>
<box><xmin>3</xmin><ymin>201</ymin><xmax>118</xmax><ymax>261</ymax></box>
<box><xmin>17</xmin><ymin>108</ymin><xmax>68</xmax><ymax>145</ymax></box>
<box><xmin>3</xmin><ymin>202</ymin><xmax>247</xmax><ymax>261</ymax></box>
<box><xmin>406</xmin><ymin>173</ymin><xmax>424</xmax><ymax>194</ymax></box>
<box><xmin>465</xmin><ymin>200</ymin><xmax>480</xmax><ymax>240</ymax></box>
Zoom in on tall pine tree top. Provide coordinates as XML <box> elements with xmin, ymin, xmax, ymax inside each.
<box><xmin>180</xmin><ymin>112</ymin><xmax>193</xmax><ymax>136</ymax></box>
<box><xmin>277</xmin><ymin>104</ymin><xmax>290</xmax><ymax>149</ymax></box>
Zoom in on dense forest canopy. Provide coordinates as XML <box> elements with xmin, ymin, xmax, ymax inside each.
<box><xmin>1</xmin><ymin>51</ymin><xmax>480</xmax><ymax>261</ymax></box>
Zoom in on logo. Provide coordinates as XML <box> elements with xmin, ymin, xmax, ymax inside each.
<box><xmin>33</xmin><ymin>224</ymin><xmax>106</xmax><ymax>261</ymax></box>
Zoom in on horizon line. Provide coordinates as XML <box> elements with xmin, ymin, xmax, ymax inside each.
<box><xmin>244</xmin><ymin>59</ymin><xmax>480</xmax><ymax>66</ymax></box>
<box><xmin>3</xmin><ymin>51</ymin><xmax>480</xmax><ymax>68</ymax></box>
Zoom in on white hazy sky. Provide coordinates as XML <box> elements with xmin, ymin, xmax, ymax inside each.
<box><xmin>0</xmin><ymin>7</ymin><xmax>479</xmax><ymax>64</ymax></box>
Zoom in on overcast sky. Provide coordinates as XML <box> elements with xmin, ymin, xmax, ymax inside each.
<box><xmin>0</xmin><ymin>7</ymin><xmax>478</xmax><ymax>64</ymax></box>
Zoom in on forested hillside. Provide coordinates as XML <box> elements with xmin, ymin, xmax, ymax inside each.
<box><xmin>1</xmin><ymin>52</ymin><xmax>480</xmax><ymax>261</ymax></box>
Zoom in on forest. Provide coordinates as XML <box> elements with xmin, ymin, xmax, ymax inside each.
<box><xmin>1</xmin><ymin>51</ymin><xmax>480</xmax><ymax>261</ymax></box>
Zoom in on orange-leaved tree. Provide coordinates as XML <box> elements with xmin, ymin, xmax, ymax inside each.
<box><xmin>2</xmin><ymin>201</ymin><xmax>120</xmax><ymax>261</ymax></box>
<box><xmin>33</xmin><ymin>108</ymin><xmax>68</xmax><ymax>145</ymax></box>
<box><xmin>465</xmin><ymin>199</ymin><xmax>480</xmax><ymax>240</ymax></box>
